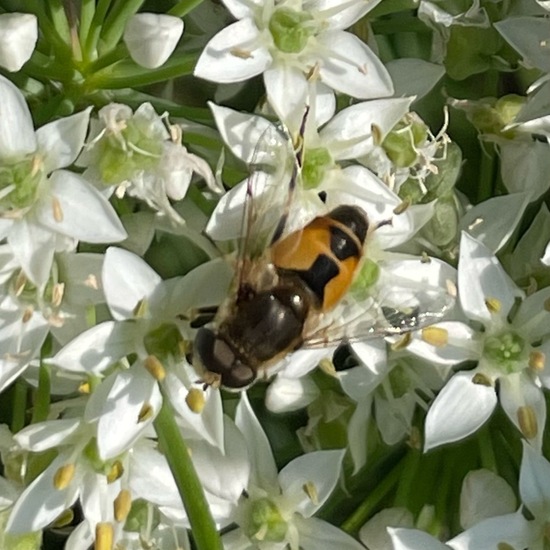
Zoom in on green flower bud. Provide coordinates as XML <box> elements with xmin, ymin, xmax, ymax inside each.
<box><xmin>269</xmin><ymin>8</ymin><xmax>315</xmax><ymax>54</ymax></box>
<box><xmin>421</xmin><ymin>197</ymin><xmax>458</xmax><ymax>247</ymax></box>
<box><xmin>302</xmin><ymin>147</ymin><xmax>332</xmax><ymax>189</ymax></box>
<box><xmin>246</xmin><ymin>498</ymin><xmax>287</xmax><ymax>542</ymax></box>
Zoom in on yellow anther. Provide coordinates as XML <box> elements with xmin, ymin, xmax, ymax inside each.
<box><xmin>114</xmin><ymin>489</ymin><xmax>132</xmax><ymax>522</ymax></box>
<box><xmin>144</xmin><ymin>355</ymin><xmax>166</xmax><ymax>381</ymax></box>
<box><xmin>51</xmin><ymin>508</ymin><xmax>74</xmax><ymax>528</ymax></box>
<box><xmin>137</xmin><ymin>402</ymin><xmax>154</xmax><ymax>423</ymax></box>
<box><xmin>471</xmin><ymin>373</ymin><xmax>492</xmax><ymax>386</ymax></box>
<box><xmin>52</xmin><ymin>196</ymin><xmax>64</xmax><ymax>222</ymax></box>
<box><xmin>106</xmin><ymin>460</ymin><xmax>124</xmax><ymax>483</ymax></box>
<box><xmin>53</xmin><ymin>463</ymin><xmax>75</xmax><ymax>490</ymax></box>
<box><xmin>484</xmin><ymin>297</ymin><xmax>501</xmax><ymax>314</ymax></box>
<box><xmin>22</xmin><ymin>307</ymin><xmax>34</xmax><ymax>323</ymax></box>
<box><xmin>79</xmin><ymin>381</ymin><xmax>91</xmax><ymax>394</ymax></box>
<box><xmin>518</xmin><ymin>405</ymin><xmax>538</xmax><ymax>439</ymax></box>
<box><xmin>421</xmin><ymin>326</ymin><xmax>448</xmax><ymax>347</ymax></box>
<box><xmin>132</xmin><ymin>298</ymin><xmax>148</xmax><ymax>318</ymax></box>
<box><xmin>318</xmin><ymin>358</ymin><xmax>337</xmax><ymax>377</ymax></box>
<box><xmin>95</xmin><ymin>522</ymin><xmax>114</xmax><ymax>550</ymax></box>
<box><xmin>371</xmin><ymin>123</ymin><xmax>383</xmax><ymax>146</ymax></box>
<box><xmin>393</xmin><ymin>199</ymin><xmax>411</xmax><ymax>215</ymax></box>
<box><xmin>302</xmin><ymin>481</ymin><xmax>319</xmax><ymax>505</ymax></box>
<box><xmin>186</xmin><ymin>387</ymin><xmax>206</xmax><ymax>414</ymax></box>
<box><xmin>52</xmin><ymin>282</ymin><xmax>65</xmax><ymax>308</ymax></box>
<box><xmin>529</xmin><ymin>351</ymin><xmax>545</xmax><ymax>371</ymax></box>
<box><xmin>391</xmin><ymin>332</ymin><xmax>412</xmax><ymax>351</ymax></box>
<box><xmin>14</xmin><ymin>270</ymin><xmax>27</xmax><ymax>296</ymax></box>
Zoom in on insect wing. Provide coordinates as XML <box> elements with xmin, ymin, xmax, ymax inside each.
<box><xmin>302</xmin><ymin>283</ymin><xmax>454</xmax><ymax>348</ymax></box>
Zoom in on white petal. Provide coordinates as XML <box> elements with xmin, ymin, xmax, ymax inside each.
<box><xmin>316</xmin><ymin>31</ymin><xmax>394</xmax><ymax>99</ymax></box>
<box><xmin>389</xmin><ymin>527</ymin><xmax>449</xmax><ymax>550</ymax></box>
<box><xmin>265</xmin><ymin>375</ymin><xmax>320</xmax><ymax>412</ymax></box>
<box><xmin>0</xmin><ymin>13</ymin><xmax>37</xmax><ymax>72</ymax></box>
<box><xmin>513</xmin><ymin>286</ymin><xmax>550</xmax><ymax>342</ymax></box>
<box><xmin>459</xmin><ymin>193</ymin><xmax>528</xmax><ymax>252</ymax></box>
<box><xmin>407</xmin><ymin>321</ymin><xmax>481</xmax><ymax>366</ymax></box>
<box><xmin>96</xmin><ymin>366</ymin><xmax>161</xmax><ymax>459</ymax></box>
<box><xmin>347</xmin><ymin>396</ymin><xmax>372</xmax><ymax>473</ymax></box>
<box><xmin>36</xmin><ymin>108</ymin><xmax>92</xmax><ymax>173</ymax></box>
<box><xmin>424</xmin><ymin>371</ymin><xmax>497</xmax><ymax>451</ymax></box>
<box><xmin>6</xmin><ymin>453</ymin><xmax>80</xmax><ymax>533</ymax></box>
<box><xmin>14</xmin><ymin>418</ymin><xmax>81</xmax><ymax>451</ymax></box>
<box><xmin>235</xmin><ymin>392</ymin><xmax>279</xmax><ymax>491</ymax></box>
<box><xmin>129</xmin><ymin>443</ymin><xmax>181</xmax><ymax>507</ymax></box>
<box><xmin>519</xmin><ymin>440</ymin><xmax>550</xmax><ymax>519</ymax></box>
<box><xmin>194</xmin><ymin>19</ymin><xmax>271</xmax><ymax>83</ymax></box>
<box><xmin>209</xmin><ymin>102</ymin><xmax>282</xmax><ymax>165</ymax></box>
<box><xmin>0</xmin><ymin>74</ymin><xmax>36</xmax><ymax>158</ymax></box>
<box><xmin>187</xmin><ymin>417</ymin><xmax>250</xmax><ymax>503</ymax></box>
<box><xmin>50</xmin><ymin>320</ymin><xmax>137</xmax><ymax>373</ymax></box>
<box><xmin>102</xmin><ymin>247</ymin><xmax>161</xmax><ymax>321</ymax></box>
<box><xmin>296</xmin><ymin>516</ymin><xmax>365</xmax><ymax>550</ymax></box>
<box><xmin>359</xmin><ymin>508</ymin><xmax>414</xmax><ymax>550</ymax></box>
<box><xmin>458</xmin><ymin>232</ymin><xmax>522</xmax><ymax>324</ymax></box>
<box><xmin>499</xmin><ymin>372</ymin><xmax>546</xmax><ymax>450</ymax></box>
<box><xmin>342</xmin><ymin>345</ymin><xmax>389</xmax><ymax>400</ymax></box>
<box><xmin>320</xmin><ymin>98</ymin><xmax>413</xmax><ymax>160</ymax></box>
<box><xmin>7</xmin><ymin>214</ymin><xmax>57</xmax><ymax>287</ymax></box>
<box><xmin>314</xmin><ymin>0</ymin><xmax>382</xmax><ymax>30</ymax></box>
<box><xmin>264</xmin><ymin>64</ymin><xmax>308</xmax><ymax>124</ymax></box>
<box><xmin>124</xmin><ymin>13</ymin><xmax>184</xmax><ymax>69</ymax></box>
<box><xmin>223</xmin><ymin>0</ymin><xmax>260</xmax><ymax>19</ymax></box>
<box><xmin>459</xmin><ymin>469</ymin><xmax>516</xmax><ymax>530</ymax></box>
<box><xmin>448</xmin><ymin>513</ymin><xmax>534</xmax><ymax>550</ymax></box>
<box><xmin>37</xmin><ymin>170</ymin><xmax>127</xmax><ymax>243</ymax></box>
<box><xmin>65</xmin><ymin>522</ymin><xmax>93</xmax><ymax>550</ymax></box>
<box><xmin>279</xmin><ymin>449</ymin><xmax>345</xmax><ymax>517</ymax></box>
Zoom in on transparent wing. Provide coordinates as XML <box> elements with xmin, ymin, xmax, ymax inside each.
<box><xmin>234</xmin><ymin>109</ymin><xmax>310</xmax><ymax>291</ymax></box>
<box><xmin>302</xmin><ymin>283</ymin><xmax>455</xmax><ymax>349</ymax></box>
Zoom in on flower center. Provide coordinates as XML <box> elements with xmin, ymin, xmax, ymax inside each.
<box><xmin>269</xmin><ymin>7</ymin><xmax>315</xmax><ymax>54</ymax></box>
<box><xmin>301</xmin><ymin>147</ymin><xmax>332</xmax><ymax>189</ymax></box>
<box><xmin>97</xmin><ymin>119</ymin><xmax>164</xmax><ymax>185</ymax></box>
<box><xmin>245</xmin><ymin>497</ymin><xmax>288</xmax><ymax>543</ymax></box>
<box><xmin>483</xmin><ymin>330</ymin><xmax>526</xmax><ymax>373</ymax></box>
<box><xmin>0</xmin><ymin>156</ymin><xmax>43</xmax><ymax>213</ymax></box>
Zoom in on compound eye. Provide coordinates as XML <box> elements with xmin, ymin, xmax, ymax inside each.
<box><xmin>194</xmin><ymin>327</ymin><xmax>234</xmax><ymax>373</ymax></box>
<box><xmin>223</xmin><ymin>362</ymin><xmax>256</xmax><ymax>389</ymax></box>
<box><xmin>193</xmin><ymin>328</ymin><xmax>256</xmax><ymax>389</ymax></box>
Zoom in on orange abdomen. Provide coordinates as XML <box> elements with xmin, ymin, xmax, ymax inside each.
<box><xmin>271</xmin><ymin>206</ymin><xmax>368</xmax><ymax>311</ymax></box>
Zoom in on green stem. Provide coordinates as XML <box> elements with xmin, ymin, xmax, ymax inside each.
<box><xmin>394</xmin><ymin>448</ymin><xmax>422</xmax><ymax>507</ymax></box>
<box><xmin>11</xmin><ymin>379</ymin><xmax>28</xmax><ymax>433</ymax></box>
<box><xmin>46</xmin><ymin>0</ymin><xmax>72</xmax><ymax>45</ymax></box>
<box><xmin>90</xmin><ymin>52</ymin><xmax>197</xmax><ymax>89</ymax></box>
<box><xmin>87</xmin><ymin>44</ymin><xmax>128</xmax><ymax>73</ymax></box>
<box><xmin>154</xmin><ymin>394</ymin><xmax>223</xmax><ymax>550</ymax></box>
<box><xmin>100</xmin><ymin>0</ymin><xmax>145</xmax><ymax>53</ymax></box>
<box><xmin>168</xmin><ymin>0</ymin><xmax>205</xmax><ymax>17</ymax></box>
<box><xmin>83</xmin><ymin>0</ymin><xmax>112</xmax><ymax>62</ymax></box>
<box><xmin>79</xmin><ymin>0</ymin><xmax>96</xmax><ymax>46</ymax></box>
<box><xmin>341</xmin><ymin>457</ymin><xmax>406</xmax><ymax>535</ymax></box>
<box><xmin>476</xmin><ymin>144</ymin><xmax>497</xmax><ymax>203</ymax></box>
<box><xmin>31</xmin><ymin>362</ymin><xmax>51</xmax><ymax>424</ymax></box>
<box><xmin>477</xmin><ymin>424</ymin><xmax>497</xmax><ymax>472</ymax></box>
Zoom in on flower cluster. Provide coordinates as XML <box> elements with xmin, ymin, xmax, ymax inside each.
<box><xmin>0</xmin><ymin>1</ymin><xmax>549</xmax><ymax>550</ymax></box>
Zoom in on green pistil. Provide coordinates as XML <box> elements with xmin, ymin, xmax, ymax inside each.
<box><xmin>97</xmin><ymin>121</ymin><xmax>163</xmax><ymax>185</ymax></box>
<box><xmin>269</xmin><ymin>8</ymin><xmax>315</xmax><ymax>54</ymax></box>
<box><xmin>350</xmin><ymin>259</ymin><xmax>380</xmax><ymax>298</ymax></box>
<box><xmin>301</xmin><ymin>147</ymin><xmax>332</xmax><ymax>189</ymax></box>
<box><xmin>144</xmin><ymin>323</ymin><xmax>185</xmax><ymax>362</ymax></box>
<box><xmin>0</xmin><ymin>157</ymin><xmax>43</xmax><ymax>212</ymax></box>
<box><xmin>483</xmin><ymin>331</ymin><xmax>526</xmax><ymax>373</ymax></box>
<box><xmin>246</xmin><ymin>498</ymin><xmax>288</xmax><ymax>542</ymax></box>
<box><xmin>387</xmin><ymin>363</ymin><xmax>410</xmax><ymax>398</ymax></box>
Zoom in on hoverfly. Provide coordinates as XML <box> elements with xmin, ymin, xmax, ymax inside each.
<box><xmin>192</xmin><ymin>107</ymin><xmax>453</xmax><ymax>390</ymax></box>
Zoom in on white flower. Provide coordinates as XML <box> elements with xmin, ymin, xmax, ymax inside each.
<box><xmin>194</xmin><ymin>0</ymin><xmax>393</xmax><ymax>123</ymax></box>
<box><xmin>79</xmin><ymin>103</ymin><xmax>216</xmax><ymax>224</ymax></box>
<box><xmin>0</xmin><ymin>247</ymin><xmax>104</xmax><ymax>392</ymax></box>
<box><xmin>0</xmin><ymin>13</ymin><xmax>37</xmax><ymax>72</ymax></box>
<box><xmin>123</xmin><ymin>13</ymin><xmax>184</xmax><ymax>69</ymax></box>
<box><xmin>0</xmin><ymin>76</ymin><xmax>126</xmax><ymax>286</ymax></box>
<box><xmin>222</xmin><ymin>393</ymin><xmax>364</xmax><ymax>550</ymax></box>
<box><xmin>407</xmin><ymin>232</ymin><xmax>550</xmax><ymax>450</ymax></box>
<box><xmin>50</xmin><ymin>247</ymin><xmax>232</xmax><ymax>450</ymax></box>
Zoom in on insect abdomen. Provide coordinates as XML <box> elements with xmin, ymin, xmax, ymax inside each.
<box><xmin>271</xmin><ymin>205</ymin><xmax>368</xmax><ymax>311</ymax></box>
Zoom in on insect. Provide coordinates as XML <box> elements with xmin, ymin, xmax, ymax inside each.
<box><xmin>192</xmin><ymin>110</ymin><xmax>452</xmax><ymax>390</ymax></box>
